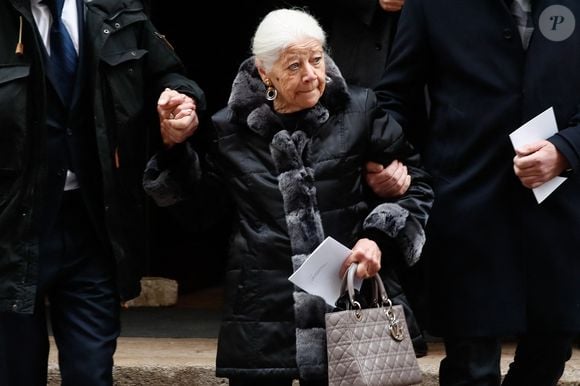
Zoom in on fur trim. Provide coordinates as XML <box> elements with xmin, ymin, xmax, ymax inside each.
<box><xmin>292</xmin><ymin>254</ymin><xmax>309</xmax><ymax>271</ymax></box>
<box><xmin>363</xmin><ymin>203</ymin><xmax>426</xmax><ymax>266</ymax></box>
<box><xmin>293</xmin><ymin>292</ymin><xmax>329</xmax><ymax>328</ymax></box>
<box><xmin>294</xmin><ymin>327</ymin><xmax>328</xmax><ymax>380</ymax></box>
<box><xmin>272</xmin><ymin>130</ymin><xmax>330</xmax><ymax>381</ymax></box>
<box><xmin>271</xmin><ymin>130</ymin><xmax>311</xmax><ymax>174</ymax></box>
<box><xmin>228</xmin><ymin>56</ymin><xmax>350</xmax><ymax>139</ymax></box>
<box><xmin>142</xmin><ymin>143</ymin><xmax>201</xmax><ymax>207</ymax></box>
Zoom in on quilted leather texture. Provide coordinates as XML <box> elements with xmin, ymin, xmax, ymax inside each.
<box><xmin>326</xmin><ymin>304</ymin><xmax>422</xmax><ymax>386</ymax></box>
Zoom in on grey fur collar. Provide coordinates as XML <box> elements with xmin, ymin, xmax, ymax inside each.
<box><xmin>227</xmin><ymin>55</ymin><xmax>350</xmax><ymax>139</ymax></box>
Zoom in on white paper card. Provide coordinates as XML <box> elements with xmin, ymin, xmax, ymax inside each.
<box><xmin>288</xmin><ymin>236</ymin><xmax>362</xmax><ymax>307</ymax></box>
<box><xmin>509</xmin><ymin>106</ymin><xmax>567</xmax><ymax>204</ymax></box>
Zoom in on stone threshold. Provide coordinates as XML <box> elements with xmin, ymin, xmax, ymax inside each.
<box><xmin>47</xmin><ymin>337</ymin><xmax>580</xmax><ymax>386</ymax></box>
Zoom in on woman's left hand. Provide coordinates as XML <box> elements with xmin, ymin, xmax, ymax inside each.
<box><xmin>340</xmin><ymin>238</ymin><xmax>381</xmax><ymax>279</ymax></box>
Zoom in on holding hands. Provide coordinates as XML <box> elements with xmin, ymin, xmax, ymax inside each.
<box><xmin>157</xmin><ymin>88</ymin><xmax>199</xmax><ymax>148</ymax></box>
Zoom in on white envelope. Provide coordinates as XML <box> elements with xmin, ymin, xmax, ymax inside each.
<box><xmin>509</xmin><ymin>106</ymin><xmax>567</xmax><ymax>204</ymax></box>
<box><xmin>288</xmin><ymin>236</ymin><xmax>362</xmax><ymax>307</ymax></box>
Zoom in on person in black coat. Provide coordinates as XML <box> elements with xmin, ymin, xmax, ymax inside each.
<box><xmin>143</xmin><ymin>8</ymin><xmax>433</xmax><ymax>385</ymax></box>
<box><xmin>327</xmin><ymin>0</ymin><xmax>403</xmax><ymax>88</ymax></box>
<box><xmin>0</xmin><ymin>1</ymin><xmax>204</xmax><ymax>385</ymax></box>
<box><xmin>369</xmin><ymin>0</ymin><xmax>580</xmax><ymax>385</ymax></box>
<box><xmin>324</xmin><ymin>0</ymin><xmax>433</xmax><ymax>355</ymax></box>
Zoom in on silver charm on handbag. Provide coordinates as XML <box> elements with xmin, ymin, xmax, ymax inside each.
<box><xmin>382</xmin><ymin>288</ymin><xmax>405</xmax><ymax>341</ymax></box>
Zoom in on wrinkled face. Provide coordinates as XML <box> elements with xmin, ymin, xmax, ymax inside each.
<box><xmin>260</xmin><ymin>39</ymin><xmax>326</xmax><ymax>113</ymax></box>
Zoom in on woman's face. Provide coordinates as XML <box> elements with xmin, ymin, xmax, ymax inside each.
<box><xmin>261</xmin><ymin>39</ymin><xmax>326</xmax><ymax>114</ymax></box>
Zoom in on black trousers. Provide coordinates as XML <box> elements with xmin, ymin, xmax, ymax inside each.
<box><xmin>0</xmin><ymin>190</ymin><xmax>119</xmax><ymax>386</ymax></box>
<box><xmin>440</xmin><ymin>334</ymin><xmax>574</xmax><ymax>386</ymax></box>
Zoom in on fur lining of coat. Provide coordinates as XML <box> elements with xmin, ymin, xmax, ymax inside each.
<box><xmin>142</xmin><ymin>142</ymin><xmax>201</xmax><ymax>207</ymax></box>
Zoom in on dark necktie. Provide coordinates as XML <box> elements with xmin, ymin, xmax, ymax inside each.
<box><xmin>510</xmin><ymin>0</ymin><xmax>534</xmax><ymax>50</ymax></box>
<box><xmin>45</xmin><ymin>0</ymin><xmax>78</xmax><ymax>103</ymax></box>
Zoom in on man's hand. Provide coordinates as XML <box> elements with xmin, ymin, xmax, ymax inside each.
<box><xmin>513</xmin><ymin>140</ymin><xmax>569</xmax><ymax>189</ymax></box>
<box><xmin>365</xmin><ymin>160</ymin><xmax>411</xmax><ymax>198</ymax></box>
<box><xmin>379</xmin><ymin>0</ymin><xmax>405</xmax><ymax>12</ymax></box>
<box><xmin>339</xmin><ymin>238</ymin><xmax>381</xmax><ymax>279</ymax></box>
<box><xmin>157</xmin><ymin>88</ymin><xmax>199</xmax><ymax>148</ymax></box>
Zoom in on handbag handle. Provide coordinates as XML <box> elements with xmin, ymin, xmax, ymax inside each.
<box><xmin>341</xmin><ymin>263</ymin><xmax>390</xmax><ymax>307</ymax></box>
<box><xmin>341</xmin><ymin>263</ymin><xmax>405</xmax><ymax>341</ymax></box>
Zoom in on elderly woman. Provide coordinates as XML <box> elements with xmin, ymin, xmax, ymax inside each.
<box><xmin>144</xmin><ymin>8</ymin><xmax>433</xmax><ymax>386</ymax></box>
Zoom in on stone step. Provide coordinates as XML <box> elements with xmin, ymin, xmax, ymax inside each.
<box><xmin>47</xmin><ymin>337</ymin><xmax>580</xmax><ymax>385</ymax></box>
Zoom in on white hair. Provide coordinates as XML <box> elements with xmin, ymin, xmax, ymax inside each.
<box><xmin>251</xmin><ymin>8</ymin><xmax>326</xmax><ymax>72</ymax></box>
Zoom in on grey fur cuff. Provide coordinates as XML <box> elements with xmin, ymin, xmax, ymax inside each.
<box><xmin>293</xmin><ymin>292</ymin><xmax>331</xmax><ymax>328</ymax></box>
<box><xmin>363</xmin><ymin>203</ymin><xmax>426</xmax><ymax>266</ymax></box>
<box><xmin>295</xmin><ymin>327</ymin><xmax>327</xmax><ymax>380</ymax></box>
<box><xmin>142</xmin><ymin>144</ymin><xmax>201</xmax><ymax>207</ymax></box>
<box><xmin>292</xmin><ymin>254</ymin><xmax>309</xmax><ymax>271</ymax></box>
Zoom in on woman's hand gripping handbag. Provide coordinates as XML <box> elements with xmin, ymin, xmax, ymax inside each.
<box><xmin>325</xmin><ymin>263</ymin><xmax>422</xmax><ymax>386</ymax></box>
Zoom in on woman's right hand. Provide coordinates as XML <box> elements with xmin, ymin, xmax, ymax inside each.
<box><xmin>340</xmin><ymin>238</ymin><xmax>381</xmax><ymax>279</ymax></box>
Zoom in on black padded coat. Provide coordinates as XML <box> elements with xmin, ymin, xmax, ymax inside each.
<box><xmin>144</xmin><ymin>57</ymin><xmax>433</xmax><ymax>380</ymax></box>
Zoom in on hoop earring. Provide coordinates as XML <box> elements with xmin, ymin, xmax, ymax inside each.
<box><xmin>264</xmin><ymin>79</ymin><xmax>278</xmax><ymax>101</ymax></box>
<box><xmin>266</xmin><ymin>87</ymin><xmax>277</xmax><ymax>101</ymax></box>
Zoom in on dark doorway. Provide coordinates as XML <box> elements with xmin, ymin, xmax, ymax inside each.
<box><xmin>144</xmin><ymin>2</ymin><xmax>260</xmax><ymax>294</ymax></box>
